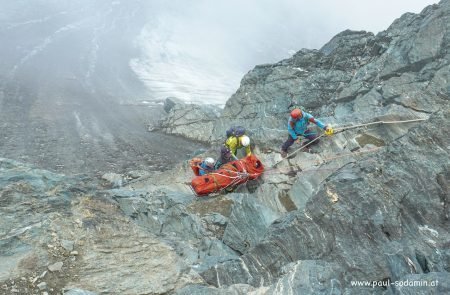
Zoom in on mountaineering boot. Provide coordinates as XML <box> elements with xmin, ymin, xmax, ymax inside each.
<box><xmin>281</xmin><ymin>150</ymin><xmax>288</xmax><ymax>158</ymax></box>
<box><xmin>225</xmin><ymin>186</ymin><xmax>235</xmax><ymax>193</ymax></box>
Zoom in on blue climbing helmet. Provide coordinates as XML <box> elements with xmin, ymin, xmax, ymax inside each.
<box><xmin>226</xmin><ymin>126</ymin><xmax>246</xmax><ymax>137</ymax></box>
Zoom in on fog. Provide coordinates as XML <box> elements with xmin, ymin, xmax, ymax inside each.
<box><xmin>0</xmin><ymin>0</ymin><xmax>438</xmax><ymax>104</ymax></box>
<box><xmin>0</xmin><ymin>0</ymin><xmax>438</xmax><ymax>174</ymax></box>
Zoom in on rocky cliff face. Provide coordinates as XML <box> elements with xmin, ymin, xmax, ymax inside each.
<box><xmin>0</xmin><ymin>159</ymin><xmax>205</xmax><ymax>294</ymax></box>
<box><xmin>210</xmin><ymin>1</ymin><xmax>448</xmax><ymax>148</ymax></box>
<box><xmin>1</xmin><ymin>1</ymin><xmax>449</xmax><ymax>294</ymax></box>
<box><xmin>161</xmin><ymin>0</ymin><xmax>448</xmax><ymax>149</ymax></box>
<box><xmin>152</xmin><ymin>97</ymin><xmax>222</xmax><ymax>142</ymax></box>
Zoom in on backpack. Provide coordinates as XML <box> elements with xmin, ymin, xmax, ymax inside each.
<box><xmin>226</xmin><ymin>126</ymin><xmax>246</xmax><ymax>138</ymax></box>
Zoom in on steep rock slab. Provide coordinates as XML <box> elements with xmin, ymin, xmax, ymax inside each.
<box><xmin>263</xmin><ymin>260</ymin><xmax>343</xmax><ymax>294</ymax></box>
<box><xmin>0</xmin><ymin>159</ymin><xmax>203</xmax><ymax>294</ymax></box>
<box><xmin>68</xmin><ymin>196</ymin><xmax>203</xmax><ymax>294</ymax></box>
<box><xmin>222</xmin><ymin>194</ymin><xmax>281</xmax><ymax>254</ymax></box>
<box><xmin>201</xmin><ymin>111</ymin><xmax>450</xmax><ymax>293</ymax></box>
<box><xmin>0</xmin><ymin>159</ymin><xmax>70</xmax><ymax>283</ymax></box>
<box><xmin>111</xmin><ymin>188</ymin><xmax>239</xmax><ymax>272</ymax></box>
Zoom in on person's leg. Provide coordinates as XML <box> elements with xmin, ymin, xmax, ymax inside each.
<box><xmin>219</xmin><ymin>146</ymin><xmax>232</xmax><ymax>166</ymax></box>
<box><xmin>303</xmin><ymin>129</ymin><xmax>319</xmax><ymax>144</ymax></box>
<box><xmin>281</xmin><ymin>134</ymin><xmax>295</xmax><ymax>155</ymax></box>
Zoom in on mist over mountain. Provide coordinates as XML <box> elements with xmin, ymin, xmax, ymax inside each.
<box><xmin>0</xmin><ymin>0</ymin><xmax>437</xmax><ymax>105</ymax></box>
<box><xmin>0</xmin><ymin>0</ymin><xmax>448</xmax><ymax>294</ymax></box>
<box><xmin>130</xmin><ymin>0</ymin><xmax>438</xmax><ymax>104</ymax></box>
<box><xmin>0</xmin><ymin>0</ymin><xmax>204</xmax><ymax>175</ymax></box>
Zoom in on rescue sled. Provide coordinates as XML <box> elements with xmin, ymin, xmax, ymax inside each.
<box><xmin>190</xmin><ymin>154</ymin><xmax>264</xmax><ymax>197</ymax></box>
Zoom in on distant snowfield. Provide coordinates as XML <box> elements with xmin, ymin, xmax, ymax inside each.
<box><xmin>128</xmin><ymin>0</ymin><xmax>438</xmax><ymax>105</ymax></box>
<box><xmin>130</xmin><ymin>15</ymin><xmax>244</xmax><ymax>105</ymax></box>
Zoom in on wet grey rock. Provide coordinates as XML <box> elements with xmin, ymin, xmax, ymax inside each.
<box><xmin>186</xmin><ymin>5</ymin><xmax>450</xmax><ymax>292</ymax></box>
<box><xmin>101</xmin><ymin>172</ymin><xmax>124</xmax><ymax>188</ymax></box>
<box><xmin>60</xmin><ymin>240</ymin><xmax>75</xmax><ymax>252</ymax></box>
<box><xmin>0</xmin><ymin>159</ymin><xmax>69</xmax><ymax>282</ymax></box>
<box><xmin>222</xmin><ymin>194</ymin><xmax>281</xmax><ymax>254</ymax></box>
<box><xmin>158</xmin><ymin>102</ymin><xmax>222</xmax><ymax>142</ymax></box>
<box><xmin>176</xmin><ymin>283</ymin><xmax>256</xmax><ymax>295</ymax></box>
<box><xmin>202</xmin><ymin>213</ymin><xmax>228</xmax><ymax>227</ymax></box>
<box><xmin>263</xmin><ymin>260</ymin><xmax>344</xmax><ymax>294</ymax></box>
<box><xmin>64</xmin><ymin>289</ymin><xmax>98</xmax><ymax>295</ymax></box>
<box><xmin>48</xmin><ymin>262</ymin><xmax>63</xmax><ymax>272</ymax></box>
<box><xmin>125</xmin><ymin>170</ymin><xmax>151</xmax><ymax>180</ymax></box>
<box><xmin>164</xmin><ymin>97</ymin><xmax>184</xmax><ymax>113</ymax></box>
<box><xmin>37</xmin><ymin>281</ymin><xmax>47</xmax><ymax>290</ymax></box>
<box><xmin>0</xmin><ymin>159</ymin><xmax>204</xmax><ymax>293</ymax></box>
<box><xmin>110</xmin><ymin>188</ymin><xmax>239</xmax><ymax>271</ymax></box>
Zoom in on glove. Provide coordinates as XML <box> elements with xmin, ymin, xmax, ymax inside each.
<box><xmin>295</xmin><ymin>138</ymin><xmax>301</xmax><ymax>144</ymax></box>
<box><xmin>325</xmin><ymin>125</ymin><xmax>334</xmax><ymax>136</ymax></box>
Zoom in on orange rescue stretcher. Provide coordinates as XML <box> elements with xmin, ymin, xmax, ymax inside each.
<box><xmin>190</xmin><ymin>155</ymin><xmax>264</xmax><ymax>197</ymax></box>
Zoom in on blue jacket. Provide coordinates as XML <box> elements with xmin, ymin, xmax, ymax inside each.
<box><xmin>199</xmin><ymin>161</ymin><xmax>214</xmax><ymax>176</ymax></box>
<box><xmin>287</xmin><ymin>112</ymin><xmax>326</xmax><ymax>140</ymax></box>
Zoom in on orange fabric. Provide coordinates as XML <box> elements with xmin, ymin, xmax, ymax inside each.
<box><xmin>191</xmin><ymin>155</ymin><xmax>264</xmax><ymax>196</ymax></box>
<box><xmin>242</xmin><ymin>154</ymin><xmax>264</xmax><ymax>179</ymax></box>
<box><xmin>189</xmin><ymin>158</ymin><xmax>203</xmax><ymax>176</ymax></box>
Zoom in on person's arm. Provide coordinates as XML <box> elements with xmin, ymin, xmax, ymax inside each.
<box><xmin>198</xmin><ymin>163</ymin><xmax>205</xmax><ymax>176</ymax></box>
<box><xmin>245</xmin><ymin>145</ymin><xmax>252</xmax><ymax>156</ymax></box>
<box><xmin>307</xmin><ymin>114</ymin><xmax>326</xmax><ymax>129</ymax></box>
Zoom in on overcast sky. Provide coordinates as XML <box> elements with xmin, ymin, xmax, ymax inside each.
<box><xmin>283</xmin><ymin>0</ymin><xmax>439</xmax><ymax>43</ymax></box>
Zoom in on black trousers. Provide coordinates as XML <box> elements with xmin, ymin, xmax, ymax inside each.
<box><xmin>281</xmin><ymin>129</ymin><xmax>318</xmax><ymax>152</ymax></box>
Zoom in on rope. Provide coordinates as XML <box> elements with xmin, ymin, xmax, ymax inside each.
<box><xmin>333</xmin><ymin>118</ymin><xmax>427</xmax><ymax>133</ymax></box>
<box><xmin>273</xmin><ymin>117</ymin><xmax>426</xmax><ymax>167</ymax></box>
<box><xmin>200</xmin><ymin>161</ymin><xmax>254</xmax><ymax>195</ymax></box>
<box><xmin>273</xmin><ymin>134</ymin><xmax>324</xmax><ymax>167</ymax></box>
<box><xmin>265</xmin><ymin>146</ymin><xmax>382</xmax><ymax>175</ymax></box>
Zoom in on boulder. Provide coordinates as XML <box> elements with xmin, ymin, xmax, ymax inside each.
<box><xmin>163</xmin><ymin>97</ymin><xmax>184</xmax><ymax>113</ymax></box>
<box><xmin>158</xmin><ymin>100</ymin><xmax>222</xmax><ymax>142</ymax></box>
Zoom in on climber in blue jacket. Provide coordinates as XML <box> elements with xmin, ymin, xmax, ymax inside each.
<box><xmin>199</xmin><ymin>157</ymin><xmax>216</xmax><ymax>176</ymax></box>
<box><xmin>281</xmin><ymin>108</ymin><xmax>333</xmax><ymax>157</ymax></box>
